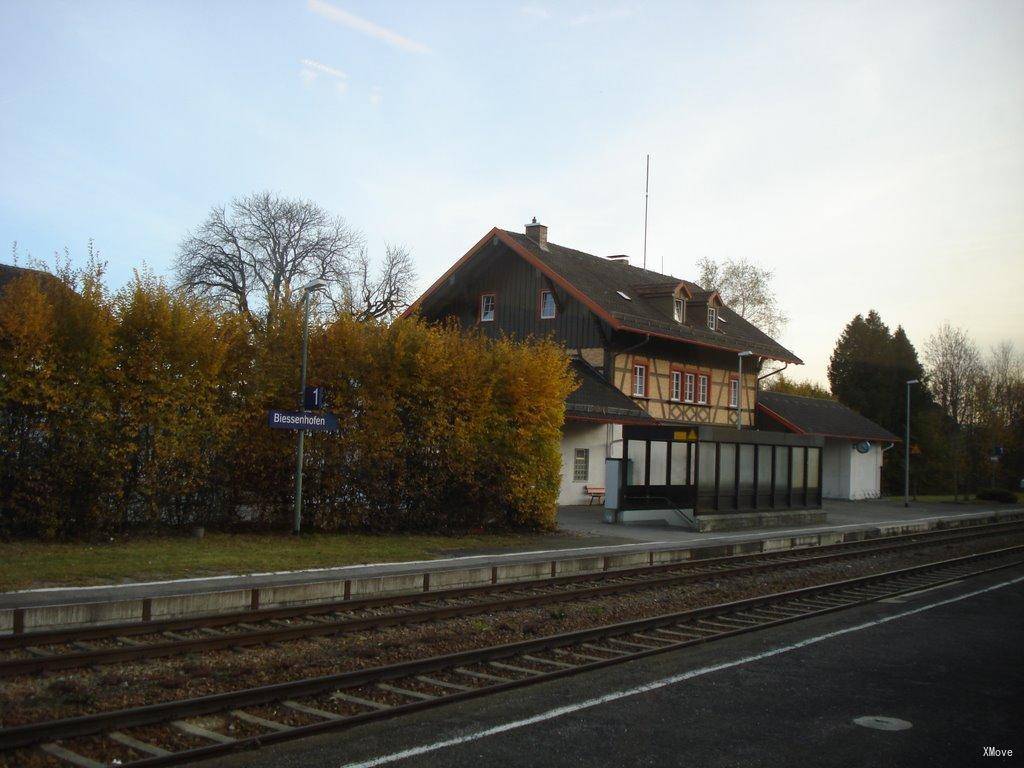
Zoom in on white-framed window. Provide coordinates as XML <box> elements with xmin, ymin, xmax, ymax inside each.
<box><xmin>671</xmin><ymin>370</ymin><xmax>682</xmax><ymax>401</ymax></box>
<box><xmin>707</xmin><ymin>306</ymin><xmax>717</xmax><ymax>330</ymax></box>
<box><xmin>480</xmin><ymin>293</ymin><xmax>495</xmax><ymax>322</ymax></box>
<box><xmin>673</xmin><ymin>297</ymin><xmax>684</xmax><ymax>323</ymax></box>
<box><xmin>633</xmin><ymin>364</ymin><xmax>647</xmax><ymax>397</ymax></box>
<box><xmin>573</xmin><ymin>448</ymin><xmax>589</xmax><ymax>482</ymax></box>
<box><xmin>684</xmin><ymin>373</ymin><xmax>695</xmax><ymax>403</ymax></box>
<box><xmin>698</xmin><ymin>374</ymin><xmax>709</xmax><ymax>404</ymax></box>
<box><xmin>730</xmin><ymin>378</ymin><xmax>740</xmax><ymax>408</ymax></box>
<box><xmin>540</xmin><ymin>290</ymin><xmax>556</xmax><ymax>319</ymax></box>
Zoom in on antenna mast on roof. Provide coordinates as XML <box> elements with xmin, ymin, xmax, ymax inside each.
<box><xmin>642</xmin><ymin>154</ymin><xmax>650</xmax><ymax>272</ymax></box>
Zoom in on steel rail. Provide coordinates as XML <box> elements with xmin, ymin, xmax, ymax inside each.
<box><xmin>2</xmin><ymin>521</ymin><xmax>1022</xmax><ymax>677</ymax></box>
<box><xmin>6</xmin><ymin>516</ymin><xmax>1020</xmax><ymax>652</ymax></box>
<box><xmin>1</xmin><ymin>544</ymin><xmax>1021</xmax><ymax>768</ymax></box>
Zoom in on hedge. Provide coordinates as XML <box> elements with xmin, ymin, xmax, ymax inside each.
<box><xmin>0</xmin><ymin>267</ymin><xmax>575</xmax><ymax>539</ymax></box>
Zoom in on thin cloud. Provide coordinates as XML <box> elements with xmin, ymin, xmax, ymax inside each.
<box><xmin>570</xmin><ymin>7</ymin><xmax>632</xmax><ymax>26</ymax></box>
<box><xmin>308</xmin><ymin>0</ymin><xmax>431</xmax><ymax>54</ymax></box>
<box><xmin>369</xmin><ymin>86</ymin><xmax>383</xmax><ymax>107</ymax></box>
<box><xmin>301</xmin><ymin>58</ymin><xmax>348</xmax><ymax>80</ymax></box>
<box><xmin>299</xmin><ymin>58</ymin><xmax>348</xmax><ymax>97</ymax></box>
<box><xmin>521</xmin><ymin>5</ymin><xmax>550</xmax><ymax>19</ymax></box>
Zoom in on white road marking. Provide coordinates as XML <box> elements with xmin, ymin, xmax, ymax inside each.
<box><xmin>9</xmin><ymin>507</ymin><xmax>1020</xmax><ymax>596</ymax></box>
<box><xmin>339</xmin><ymin>573</ymin><xmax>1024</xmax><ymax>768</ymax></box>
<box><xmin>879</xmin><ymin>580</ymin><xmax>963</xmax><ymax>603</ymax></box>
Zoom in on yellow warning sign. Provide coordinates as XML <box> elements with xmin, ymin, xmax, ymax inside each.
<box><xmin>674</xmin><ymin>429</ymin><xmax>698</xmax><ymax>441</ymax></box>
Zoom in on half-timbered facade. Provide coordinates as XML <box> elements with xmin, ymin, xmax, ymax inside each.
<box><xmin>406</xmin><ymin>220</ymin><xmax>822</xmax><ymax>522</ymax></box>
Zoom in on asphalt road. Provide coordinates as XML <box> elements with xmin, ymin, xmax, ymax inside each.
<box><xmin>210</xmin><ymin>564</ymin><xmax>1024</xmax><ymax>768</ymax></box>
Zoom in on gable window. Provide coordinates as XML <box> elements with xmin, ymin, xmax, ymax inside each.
<box><xmin>697</xmin><ymin>374</ymin><xmax>709</xmax><ymax>404</ymax></box>
<box><xmin>730</xmin><ymin>377</ymin><xmax>740</xmax><ymax>408</ymax></box>
<box><xmin>539</xmin><ymin>290</ymin><xmax>556</xmax><ymax>319</ymax></box>
<box><xmin>707</xmin><ymin>306</ymin><xmax>717</xmax><ymax>331</ymax></box>
<box><xmin>673</xmin><ymin>298</ymin><xmax>684</xmax><ymax>323</ymax></box>
<box><xmin>671</xmin><ymin>370</ymin><xmax>682</xmax><ymax>401</ymax></box>
<box><xmin>479</xmin><ymin>293</ymin><xmax>496</xmax><ymax>322</ymax></box>
<box><xmin>573</xmin><ymin>448</ymin><xmax>589</xmax><ymax>482</ymax></box>
<box><xmin>684</xmin><ymin>373</ymin><xmax>695</xmax><ymax>403</ymax></box>
<box><xmin>632</xmin><ymin>364</ymin><xmax>647</xmax><ymax>398</ymax></box>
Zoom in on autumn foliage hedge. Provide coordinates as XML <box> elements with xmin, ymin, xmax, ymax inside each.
<box><xmin>0</xmin><ymin>266</ymin><xmax>574</xmax><ymax>540</ymax></box>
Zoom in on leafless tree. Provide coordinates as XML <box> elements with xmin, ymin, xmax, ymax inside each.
<box><xmin>175</xmin><ymin>192</ymin><xmax>416</xmax><ymax>329</ymax></box>
<box><xmin>697</xmin><ymin>256</ymin><xmax>788</xmax><ymax>338</ymax></box>
<box><xmin>331</xmin><ymin>243</ymin><xmax>416</xmax><ymax>322</ymax></box>
<box><xmin>924</xmin><ymin>323</ymin><xmax>983</xmax><ymax>498</ymax></box>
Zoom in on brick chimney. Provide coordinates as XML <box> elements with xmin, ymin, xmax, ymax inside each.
<box><xmin>525</xmin><ymin>217</ymin><xmax>548</xmax><ymax>249</ymax></box>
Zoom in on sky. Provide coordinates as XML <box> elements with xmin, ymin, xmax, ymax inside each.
<box><xmin>1</xmin><ymin>0</ymin><xmax>1022</xmax><ymax>384</ymax></box>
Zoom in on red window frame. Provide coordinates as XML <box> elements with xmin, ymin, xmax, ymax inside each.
<box><xmin>697</xmin><ymin>373</ymin><xmax>709</xmax><ymax>404</ymax></box>
<box><xmin>479</xmin><ymin>292</ymin><xmax>496</xmax><ymax>323</ymax></box>
<box><xmin>683</xmin><ymin>372</ymin><xmax>696</xmax><ymax>403</ymax></box>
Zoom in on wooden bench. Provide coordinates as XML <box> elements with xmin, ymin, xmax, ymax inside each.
<box><xmin>584</xmin><ymin>485</ymin><xmax>605</xmax><ymax>506</ymax></box>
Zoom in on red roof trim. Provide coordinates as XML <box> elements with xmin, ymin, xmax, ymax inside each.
<box><xmin>756</xmin><ymin>402</ymin><xmax>807</xmax><ymax>434</ymax></box>
<box><xmin>401</xmin><ymin>227</ymin><xmax>502</xmax><ymax>319</ymax></box>
<box><xmin>403</xmin><ymin>228</ymin><xmax>800</xmax><ymax>363</ymax></box>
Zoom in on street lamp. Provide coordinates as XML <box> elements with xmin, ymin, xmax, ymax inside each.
<box><xmin>737</xmin><ymin>351</ymin><xmax>754</xmax><ymax>430</ymax></box>
<box><xmin>294</xmin><ymin>278</ymin><xmax>329</xmax><ymax>535</ymax></box>
<box><xmin>904</xmin><ymin>379</ymin><xmax>919</xmax><ymax>508</ymax></box>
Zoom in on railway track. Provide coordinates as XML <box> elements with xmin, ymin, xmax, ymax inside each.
<box><xmin>3</xmin><ymin>519</ymin><xmax>1023</xmax><ymax>678</ymax></box>
<box><xmin>2</xmin><ymin>544</ymin><xmax>1022</xmax><ymax>768</ymax></box>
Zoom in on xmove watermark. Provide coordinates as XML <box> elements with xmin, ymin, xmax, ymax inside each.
<box><xmin>982</xmin><ymin>747</ymin><xmax>1013</xmax><ymax>758</ymax></box>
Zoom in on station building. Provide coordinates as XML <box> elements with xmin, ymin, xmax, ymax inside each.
<box><xmin>404</xmin><ymin>220</ymin><xmax>894</xmax><ymax>529</ymax></box>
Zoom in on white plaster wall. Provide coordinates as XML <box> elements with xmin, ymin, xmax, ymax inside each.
<box><xmin>559</xmin><ymin>422</ymin><xmax>611</xmax><ymax>505</ymax></box>
<box><xmin>849</xmin><ymin>444</ymin><xmax>883</xmax><ymax>499</ymax></box>
<box><xmin>822</xmin><ymin>440</ymin><xmax>883</xmax><ymax>500</ymax></box>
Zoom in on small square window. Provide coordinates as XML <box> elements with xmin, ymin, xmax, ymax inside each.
<box><xmin>480</xmin><ymin>293</ymin><xmax>495</xmax><ymax>322</ymax></box>
<box><xmin>540</xmin><ymin>290</ymin><xmax>556</xmax><ymax>319</ymax></box>
<box><xmin>673</xmin><ymin>298</ymin><xmax>684</xmax><ymax>323</ymax></box>
<box><xmin>633</xmin><ymin>364</ymin><xmax>647</xmax><ymax>398</ymax></box>
<box><xmin>671</xmin><ymin>370</ymin><xmax>682</xmax><ymax>401</ymax></box>
<box><xmin>573</xmin><ymin>448</ymin><xmax>589</xmax><ymax>482</ymax></box>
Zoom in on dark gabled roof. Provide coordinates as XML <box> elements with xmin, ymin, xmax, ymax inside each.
<box><xmin>757</xmin><ymin>391</ymin><xmax>900</xmax><ymax>443</ymax></box>
<box><xmin>501</xmin><ymin>231</ymin><xmax>800</xmax><ymax>363</ymax></box>
<box><xmin>566</xmin><ymin>359</ymin><xmax>655</xmax><ymax>425</ymax></box>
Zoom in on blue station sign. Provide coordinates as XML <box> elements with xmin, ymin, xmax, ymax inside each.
<box><xmin>267</xmin><ymin>410</ymin><xmax>340</xmax><ymax>432</ymax></box>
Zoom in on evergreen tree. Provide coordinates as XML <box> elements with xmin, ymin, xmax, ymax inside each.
<box><xmin>827</xmin><ymin>311</ymin><xmax>944</xmax><ymax>494</ymax></box>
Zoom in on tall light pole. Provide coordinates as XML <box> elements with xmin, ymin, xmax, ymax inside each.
<box><xmin>737</xmin><ymin>351</ymin><xmax>754</xmax><ymax>430</ymax></box>
<box><xmin>904</xmin><ymin>379</ymin><xmax>919</xmax><ymax>508</ymax></box>
<box><xmin>294</xmin><ymin>278</ymin><xmax>328</xmax><ymax>535</ymax></box>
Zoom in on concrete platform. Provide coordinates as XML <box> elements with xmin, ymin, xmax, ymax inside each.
<box><xmin>0</xmin><ymin>499</ymin><xmax>1020</xmax><ymax>635</ymax></box>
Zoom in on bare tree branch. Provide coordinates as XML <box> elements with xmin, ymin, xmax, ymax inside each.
<box><xmin>696</xmin><ymin>256</ymin><xmax>788</xmax><ymax>338</ymax></box>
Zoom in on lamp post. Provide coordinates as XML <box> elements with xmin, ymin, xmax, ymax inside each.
<box><xmin>904</xmin><ymin>379</ymin><xmax>919</xmax><ymax>508</ymax></box>
<box><xmin>294</xmin><ymin>278</ymin><xmax>328</xmax><ymax>535</ymax></box>
<box><xmin>737</xmin><ymin>351</ymin><xmax>754</xmax><ymax>430</ymax></box>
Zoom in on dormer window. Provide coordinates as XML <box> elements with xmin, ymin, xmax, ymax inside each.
<box><xmin>673</xmin><ymin>297</ymin><xmax>684</xmax><ymax>323</ymax></box>
<box><xmin>480</xmin><ymin>293</ymin><xmax>496</xmax><ymax>322</ymax></box>
<box><xmin>707</xmin><ymin>306</ymin><xmax>717</xmax><ymax>331</ymax></box>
